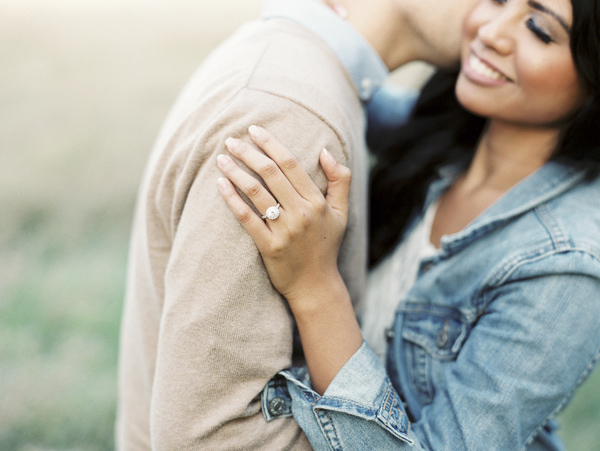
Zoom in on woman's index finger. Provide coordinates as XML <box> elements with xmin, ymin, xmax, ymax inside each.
<box><xmin>248</xmin><ymin>125</ymin><xmax>323</xmax><ymax>200</ymax></box>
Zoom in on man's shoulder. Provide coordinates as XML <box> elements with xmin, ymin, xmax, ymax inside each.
<box><xmin>244</xmin><ymin>19</ymin><xmax>360</xmax><ymax>104</ymax></box>
<box><xmin>187</xmin><ymin>19</ymin><xmax>363</xmax><ymax>126</ymax></box>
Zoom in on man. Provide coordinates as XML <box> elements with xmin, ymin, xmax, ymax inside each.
<box><xmin>116</xmin><ymin>0</ymin><xmax>476</xmax><ymax>449</ymax></box>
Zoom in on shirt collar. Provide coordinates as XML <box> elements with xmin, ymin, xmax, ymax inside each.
<box><xmin>426</xmin><ymin>161</ymin><xmax>586</xmax><ymax>255</ymax></box>
<box><xmin>261</xmin><ymin>0</ymin><xmax>388</xmax><ymax>102</ymax></box>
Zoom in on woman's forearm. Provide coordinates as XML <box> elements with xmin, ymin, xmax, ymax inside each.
<box><xmin>289</xmin><ymin>274</ymin><xmax>363</xmax><ymax>395</ymax></box>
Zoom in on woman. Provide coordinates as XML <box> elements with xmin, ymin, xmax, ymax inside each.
<box><xmin>216</xmin><ymin>0</ymin><xmax>600</xmax><ymax>448</ymax></box>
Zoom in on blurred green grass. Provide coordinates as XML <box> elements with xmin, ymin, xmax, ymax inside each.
<box><xmin>0</xmin><ymin>1</ymin><xmax>260</xmax><ymax>449</ymax></box>
<box><xmin>0</xmin><ymin>1</ymin><xmax>598</xmax><ymax>450</ymax></box>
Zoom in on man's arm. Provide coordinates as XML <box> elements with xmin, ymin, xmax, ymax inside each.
<box><xmin>149</xmin><ymin>91</ymin><xmax>351</xmax><ymax>449</ymax></box>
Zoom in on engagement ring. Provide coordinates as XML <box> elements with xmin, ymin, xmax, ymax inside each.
<box><xmin>262</xmin><ymin>203</ymin><xmax>281</xmax><ymax>220</ymax></box>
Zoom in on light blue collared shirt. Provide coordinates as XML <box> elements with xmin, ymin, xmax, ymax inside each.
<box><xmin>261</xmin><ymin>0</ymin><xmax>419</xmax><ymax>139</ymax></box>
<box><xmin>261</xmin><ymin>0</ymin><xmax>388</xmax><ymax>102</ymax></box>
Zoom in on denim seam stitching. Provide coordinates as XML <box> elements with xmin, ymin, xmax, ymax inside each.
<box><xmin>485</xmin><ymin>246</ymin><xmax>557</xmax><ymax>288</ymax></box>
<box><xmin>479</xmin><ymin>247</ymin><xmax>600</xmax><ymax>328</ymax></box>
<box><xmin>382</xmin><ymin>385</ymin><xmax>394</xmax><ymax>426</ymax></box>
<box><xmin>534</xmin><ymin>204</ymin><xmax>570</xmax><ymax>251</ymax></box>
<box><xmin>302</xmin><ymin>389</ymin><xmax>320</xmax><ymax>407</ymax></box>
<box><xmin>321</xmin><ymin>409</ymin><xmax>341</xmax><ymax>451</ymax></box>
<box><xmin>478</xmin><ymin>247</ymin><xmax>600</xmax><ymax>313</ymax></box>
<box><xmin>487</xmin><ymin>245</ymin><xmax>600</xmax><ymax>289</ymax></box>
<box><xmin>319</xmin><ymin>396</ymin><xmax>375</xmax><ymax>410</ymax></box>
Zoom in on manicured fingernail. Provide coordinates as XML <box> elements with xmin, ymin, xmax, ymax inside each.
<box><xmin>322</xmin><ymin>148</ymin><xmax>337</xmax><ymax>164</ymax></box>
<box><xmin>225</xmin><ymin>137</ymin><xmax>238</xmax><ymax>150</ymax></box>
<box><xmin>335</xmin><ymin>6</ymin><xmax>348</xmax><ymax>19</ymax></box>
<box><xmin>248</xmin><ymin>125</ymin><xmax>261</xmax><ymax>139</ymax></box>
<box><xmin>217</xmin><ymin>177</ymin><xmax>229</xmax><ymax>193</ymax></box>
<box><xmin>217</xmin><ymin>154</ymin><xmax>232</xmax><ymax>167</ymax></box>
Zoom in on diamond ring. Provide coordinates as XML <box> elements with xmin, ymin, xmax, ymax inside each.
<box><xmin>262</xmin><ymin>203</ymin><xmax>281</xmax><ymax>220</ymax></box>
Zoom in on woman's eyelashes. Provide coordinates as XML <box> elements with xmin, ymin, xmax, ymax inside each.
<box><xmin>526</xmin><ymin>17</ymin><xmax>553</xmax><ymax>43</ymax></box>
<box><xmin>487</xmin><ymin>0</ymin><xmax>556</xmax><ymax>44</ymax></box>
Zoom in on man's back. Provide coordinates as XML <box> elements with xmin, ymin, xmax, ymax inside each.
<box><xmin>117</xmin><ymin>18</ymin><xmax>368</xmax><ymax>450</ymax></box>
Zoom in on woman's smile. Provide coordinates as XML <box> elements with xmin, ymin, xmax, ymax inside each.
<box><xmin>456</xmin><ymin>0</ymin><xmax>586</xmax><ymax>127</ymax></box>
<box><xmin>463</xmin><ymin>51</ymin><xmax>512</xmax><ymax>85</ymax></box>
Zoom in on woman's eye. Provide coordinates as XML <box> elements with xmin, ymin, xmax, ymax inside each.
<box><xmin>526</xmin><ymin>18</ymin><xmax>553</xmax><ymax>43</ymax></box>
<box><xmin>492</xmin><ymin>0</ymin><xmax>507</xmax><ymax>4</ymax></box>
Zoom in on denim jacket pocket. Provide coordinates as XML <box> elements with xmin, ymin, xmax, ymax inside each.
<box><xmin>399</xmin><ymin>304</ymin><xmax>471</xmax><ymax>404</ymax></box>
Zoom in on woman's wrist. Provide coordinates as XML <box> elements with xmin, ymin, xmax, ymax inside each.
<box><xmin>289</xmin><ymin>272</ymin><xmax>363</xmax><ymax>394</ymax></box>
<box><xmin>285</xmin><ymin>269</ymin><xmax>351</xmax><ymax>318</ymax></box>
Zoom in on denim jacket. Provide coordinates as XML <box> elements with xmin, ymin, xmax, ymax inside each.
<box><xmin>262</xmin><ymin>161</ymin><xmax>600</xmax><ymax>450</ymax></box>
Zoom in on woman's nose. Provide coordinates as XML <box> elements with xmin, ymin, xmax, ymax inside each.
<box><xmin>476</xmin><ymin>13</ymin><xmax>515</xmax><ymax>55</ymax></box>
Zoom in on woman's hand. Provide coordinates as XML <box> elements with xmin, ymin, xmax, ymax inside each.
<box><xmin>216</xmin><ymin>125</ymin><xmax>352</xmax><ymax>312</ymax></box>
<box><xmin>217</xmin><ymin>125</ymin><xmax>363</xmax><ymax>394</ymax></box>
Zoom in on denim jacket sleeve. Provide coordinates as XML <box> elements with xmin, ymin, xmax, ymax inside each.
<box><xmin>264</xmin><ymin>342</ymin><xmax>415</xmax><ymax>451</ymax></box>
<box><xmin>262</xmin><ymin>251</ymin><xmax>600</xmax><ymax>450</ymax></box>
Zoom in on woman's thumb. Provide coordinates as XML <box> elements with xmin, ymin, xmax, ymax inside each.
<box><xmin>320</xmin><ymin>148</ymin><xmax>352</xmax><ymax>215</ymax></box>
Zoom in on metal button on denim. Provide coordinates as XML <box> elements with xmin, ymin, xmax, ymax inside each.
<box><xmin>437</xmin><ymin>321</ymin><xmax>450</xmax><ymax>348</ymax></box>
<box><xmin>269</xmin><ymin>397</ymin><xmax>286</xmax><ymax>416</ymax></box>
<box><xmin>385</xmin><ymin>327</ymin><xmax>395</xmax><ymax>342</ymax></box>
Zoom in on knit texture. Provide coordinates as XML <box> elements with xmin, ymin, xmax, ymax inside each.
<box><xmin>116</xmin><ymin>18</ymin><xmax>369</xmax><ymax>450</ymax></box>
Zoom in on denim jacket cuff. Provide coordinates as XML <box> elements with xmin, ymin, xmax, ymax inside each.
<box><xmin>262</xmin><ymin>341</ymin><xmax>414</xmax><ymax>444</ymax></box>
<box><xmin>261</xmin><ymin>370</ymin><xmax>296</xmax><ymax>422</ymax></box>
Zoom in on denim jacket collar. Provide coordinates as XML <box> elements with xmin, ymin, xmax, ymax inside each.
<box><xmin>426</xmin><ymin>161</ymin><xmax>586</xmax><ymax>256</ymax></box>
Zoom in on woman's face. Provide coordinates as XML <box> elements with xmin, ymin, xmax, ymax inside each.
<box><xmin>455</xmin><ymin>0</ymin><xmax>588</xmax><ymax>127</ymax></box>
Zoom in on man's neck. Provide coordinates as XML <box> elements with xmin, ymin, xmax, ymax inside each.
<box><xmin>262</xmin><ymin>0</ymin><xmax>389</xmax><ymax>101</ymax></box>
<box><xmin>343</xmin><ymin>1</ymin><xmax>415</xmax><ymax>70</ymax></box>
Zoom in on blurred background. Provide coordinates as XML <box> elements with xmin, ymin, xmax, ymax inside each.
<box><xmin>1</xmin><ymin>0</ymin><xmax>598</xmax><ymax>450</ymax></box>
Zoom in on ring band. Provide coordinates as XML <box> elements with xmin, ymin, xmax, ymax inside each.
<box><xmin>262</xmin><ymin>203</ymin><xmax>281</xmax><ymax>220</ymax></box>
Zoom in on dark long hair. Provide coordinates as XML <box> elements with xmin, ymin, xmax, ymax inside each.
<box><xmin>368</xmin><ymin>0</ymin><xmax>600</xmax><ymax>267</ymax></box>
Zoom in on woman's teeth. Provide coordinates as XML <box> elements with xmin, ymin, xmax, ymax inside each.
<box><xmin>469</xmin><ymin>54</ymin><xmax>507</xmax><ymax>81</ymax></box>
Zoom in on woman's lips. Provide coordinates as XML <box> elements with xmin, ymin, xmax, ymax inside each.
<box><xmin>463</xmin><ymin>52</ymin><xmax>512</xmax><ymax>86</ymax></box>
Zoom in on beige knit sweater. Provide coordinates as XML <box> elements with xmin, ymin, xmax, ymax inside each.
<box><xmin>116</xmin><ymin>18</ymin><xmax>369</xmax><ymax>450</ymax></box>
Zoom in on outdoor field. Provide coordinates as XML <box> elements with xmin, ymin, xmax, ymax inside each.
<box><xmin>1</xmin><ymin>0</ymin><xmax>598</xmax><ymax>449</ymax></box>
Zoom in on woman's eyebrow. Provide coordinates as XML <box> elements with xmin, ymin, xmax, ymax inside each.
<box><xmin>528</xmin><ymin>0</ymin><xmax>571</xmax><ymax>33</ymax></box>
